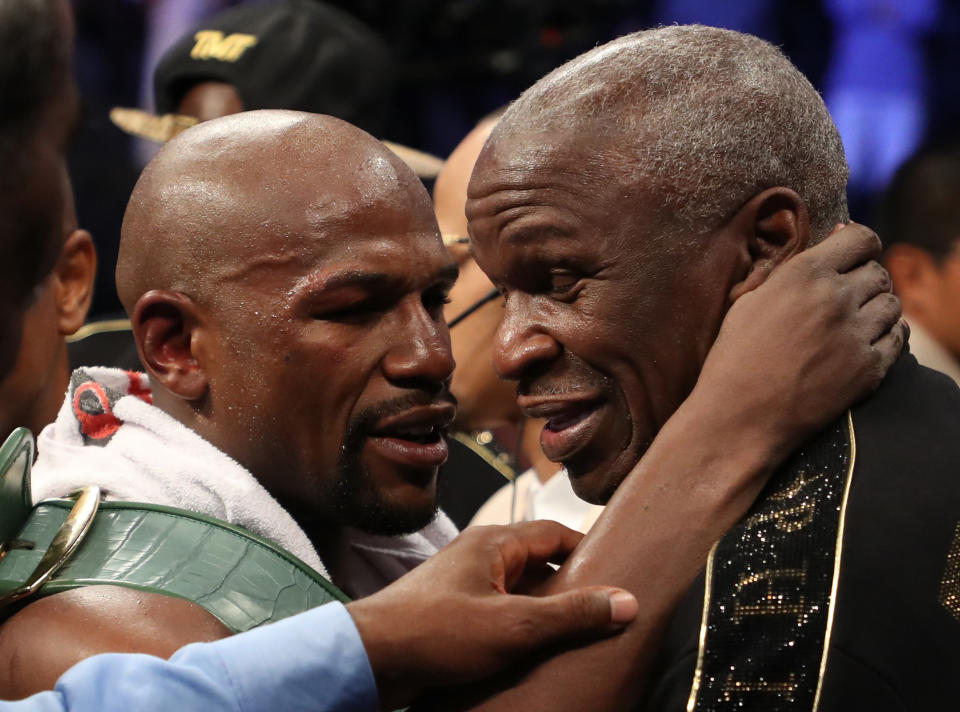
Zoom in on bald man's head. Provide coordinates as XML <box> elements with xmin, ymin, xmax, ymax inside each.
<box><xmin>119</xmin><ymin>110</ymin><xmax>458</xmax><ymax>537</ymax></box>
<box><xmin>118</xmin><ymin>110</ymin><xmax>428</xmax><ymax>315</ymax></box>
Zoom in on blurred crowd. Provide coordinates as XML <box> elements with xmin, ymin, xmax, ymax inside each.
<box><xmin>73</xmin><ymin>0</ymin><xmax>960</xmax><ymax>317</ymax></box>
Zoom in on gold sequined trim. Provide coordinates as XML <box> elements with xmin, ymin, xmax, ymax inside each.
<box><xmin>811</xmin><ymin>410</ymin><xmax>857</xmax><ymax>711</ymax></box>
<box><xmin>938</xmin><ymin>522</ymin><xmax>960</xmax><ymax>622</ymax></box>
<box><xmin>686</xmin><ymin>540</ymin><xmax>718</xmax><ymax>712</ymax></box>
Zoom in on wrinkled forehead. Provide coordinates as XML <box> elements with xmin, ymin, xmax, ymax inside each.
<box><xmin>467</xmin><ymin>130</ymin><xmax>629</xmax><ymax>211</ymax></box>
<box><xmin>465</xmin><ymin>129</ymin><xmax>642</xmax><ymax>250</ymax></box>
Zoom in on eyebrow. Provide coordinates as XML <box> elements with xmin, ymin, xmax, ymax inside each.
<box><xmin>299</xmin><ymin>262</ymin><xmax>460</xmax><ymax>295</ymax></box>
<box><xmin>500</xmin><ymin>223</ymin><xmax>572</xmax><ymax>248</ymax></box>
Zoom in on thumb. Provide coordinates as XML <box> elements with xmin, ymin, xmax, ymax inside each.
<box><xmin>508</xmin><ymin>586</ymin><xmax>638</xmax><ymax>650</ymax></box>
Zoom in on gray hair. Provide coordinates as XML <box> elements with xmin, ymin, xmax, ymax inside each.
<box><xmin>496</xmin><ymin>25</ymin><xmax>849</xmax><ymax>241</ymax></box>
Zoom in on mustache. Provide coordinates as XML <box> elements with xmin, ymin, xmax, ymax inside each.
<box><xmin>515</xmin><ymin>352</ymin><xmax>613</xmax><ymax>400</ymax></box>
<box><xmin>349</xmin><ymin>389</ymin><xmax>458</xmax><ymax>436</ymax></box>
<box><xmin>518</xmin><ymin>382</ymin><xmax>599</xmax><ymax>398</ymax></box>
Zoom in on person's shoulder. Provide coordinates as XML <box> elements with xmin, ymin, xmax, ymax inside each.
<box><xmin>854</xmin><ymin>351</ymin><xmax>960</xmax><ymax>430</ymax></box>
<box><xmin>0</xmin><ymin>585</ymin><xmax>230</xmax><ymax>698</ymax></box>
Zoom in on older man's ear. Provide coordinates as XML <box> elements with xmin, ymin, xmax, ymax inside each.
<box><xmin>54</xmin><ymin>228</ymin><xmax>96</xmax><ymax>336</ymax></box>
<box><xmin>728</xmin><ymin>187</ymin><xmax>810</xmax><ymax>302</ymax></box>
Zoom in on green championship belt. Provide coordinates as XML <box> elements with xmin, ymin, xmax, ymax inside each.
<box><xmin>0</xmin><ymin>428</ymin><xmax>347</xmax><ymax>632</ymax></box>
<box><xmin>686</xmin><ymin>412</ymin><xmax>856</xmax><ymax>711</ymax></box>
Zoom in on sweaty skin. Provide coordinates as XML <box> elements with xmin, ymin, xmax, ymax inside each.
<box><xmin>116</xmin><ymin>111</ymin><xmax>458</xmax><ymax>538</ymax></box>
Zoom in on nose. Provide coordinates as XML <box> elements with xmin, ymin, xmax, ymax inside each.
<box><xmin>492</xmin><ymin>295</ymin><xmax>560</xmax><ymax>381</ymax></box>
<box><xmin>382</xmin><ymin>298</ymin><xmax>455</xmax><ymax>387</ymax></box>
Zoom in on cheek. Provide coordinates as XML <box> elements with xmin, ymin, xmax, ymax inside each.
<box><xmin>284</xmin><ymin>330</ymin><xmax>383</xmax><ymax>421</ymax></box>
<box><xmin>10</xmin><ymin>292</ymin><xmax>62</xmax><ymax>380</ymax></box>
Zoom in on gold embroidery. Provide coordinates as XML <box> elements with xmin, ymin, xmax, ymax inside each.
<box><xmin>686</xmin><ymin>412</ymin><xmax>856</xmax><ymax>712</ymax></box>
<box><xmin>741</xmin><ymin>470</ymin><xmax>824</xmax><ymax>532</ymax></box>
<box><xmin>190</xmin><ymin>31</ymin><xmax>258</xmax><ymax>62</ymax></box>
<box><xmin>938</xmin><ymin>522</ymin><xmax>960</xmax><ymax>623</ymax></box>
<box><xmin>732</xmin><ymin>568</ymin><xmax>807</xmax><ymax>625</ymax></box>
<box><xmin>743</xmin><ymin>501</ymin><xmax>816</xmax><ymax>533</ymax></box>
<box><xmin>722</xmin><ymin>673</ymin><xmax>798</xmax><ymax>702</ymax></box>
<box><xmin>768</xmin><ymin>471</ymin><xmax>822</xmax><ymax>501</ymax></box>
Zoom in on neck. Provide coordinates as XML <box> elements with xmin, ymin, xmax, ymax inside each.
<box><xmin>274</xmin><ymin>493</ymin><xmax>343</xmax><ymax>562</ymax></box>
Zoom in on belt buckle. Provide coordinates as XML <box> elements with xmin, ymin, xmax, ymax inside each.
<box><xmin>0</xmin><ymin>486</ymin><xmax>101</xmax><ymax>608</ymax></box>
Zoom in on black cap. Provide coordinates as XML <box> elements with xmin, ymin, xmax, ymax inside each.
<box><xmin>153</xmin><ymin>0</ymin><xmax>394</xmax><ymax>136</ymax></box>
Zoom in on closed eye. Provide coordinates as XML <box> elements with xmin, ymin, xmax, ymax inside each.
<box><xmin>313</xmin><ymin>297</ymin><xmax>393</xmax><ymax>323</ymax></box>
<box><xmin>422</xmin><ymin>285</ymin><xmax>452</xmax><ymax>318</ymax></box>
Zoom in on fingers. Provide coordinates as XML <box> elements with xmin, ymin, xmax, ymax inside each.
<box><xmin>873</xmin><ymin>317</ymin><xmax>908</xmax><ymax>361</ymax></box>
<box><xmin>858</xmin><ymin>291</ymin><xmax>902</xmax><ymax>342</ymax></box>
<box><xmin>488</xmin><ymin>521</ymin><xmax>585</xmax><ymax>591</ymax></box>
<box><xmin>843</xmin><ymin>259</ymin><xmax>893</xmax><ymax>307</ymax></box>
<box><xmin>504</xmin><ymin>586</ymin><xmax>639</xmax><ymax>653</ymax></box>
<box><xmin>803</xmin><ymin>221</ymin><xmax>882</xmax><ymax>274</ymax></box>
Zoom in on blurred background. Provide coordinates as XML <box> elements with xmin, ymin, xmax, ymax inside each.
<box><xmin>71</xmin><ymin>0</ymin><xmax>960</xmax><ymax>317</ymax></box>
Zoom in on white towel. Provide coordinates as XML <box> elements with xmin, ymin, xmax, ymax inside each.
<box><xmin>32</xmin><ymin>367</ymin><xmax>457</xmax><ymax>593</ymax></box>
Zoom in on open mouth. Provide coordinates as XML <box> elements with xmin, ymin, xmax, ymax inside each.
<box><xmin>544</xmin><ymin>406</ymin><xmax>597</xmax><ymax>433</ymax></box>
<box><xmin>366</xmin><ymin>405</ymin><xmax>455</xmax><ymax>469</ymax></box>
<box><xmin>373</xmin><ymin>423</ymin><xmax>444</xmax><ymax>445</ymax></box>
<box><xmin>518</xmin><ymin>396</ymin><xmax>605</xmax><ymax>463</ymax></box>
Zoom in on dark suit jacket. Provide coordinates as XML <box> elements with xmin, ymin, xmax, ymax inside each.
<box><xmin>647</xmin><ymin>353</ymin><xmax>960</xmax><ymax>712</ymax></box>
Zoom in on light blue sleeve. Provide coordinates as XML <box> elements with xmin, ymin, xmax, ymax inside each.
<box><xmin>0</xmin><ymin>602</ymin><xmax>379</xmax><ymax>712</ymax></box>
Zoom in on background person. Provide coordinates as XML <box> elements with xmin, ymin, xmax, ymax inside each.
<box><xmin>434</xmin><ymin>114</ymin><xmax>602</xmax><ymax>533</ymax></box>
<box><xmin>72</xmin><ymin>0</ymin><xmax>443</xmax><ymax>372</ymax></box>
<box><xmin>881</xmin><ymin>143</ymin><xmax>960</xmax><ymax>386</ymax></box>
<box><xmin>0</xmin><ymin>0</ymin><xmax>78</xmax><ymax>375</ymax></box>
<box><xmin>0</xmin><ymin>169</ymin><xmax>96</xmax><ymax>440</ymax></box>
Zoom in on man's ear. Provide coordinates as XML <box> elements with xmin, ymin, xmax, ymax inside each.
<box><xmin>883</xmin><ymin>243</ymin><xmax>939</xmax><ymax>314</ymax></box>
<box><xmin>54</xmin><ymin>229</ymin><xmax>96</xmax><ymax>335</ymax></box>
<box><xmin>132</xmin><ymin>290</ymin><xmax>208</xmax><ymax>401</ymax></box>
<box><xmin>728</xmin><ymin>187</ymin><xmax>809</xmax><ymax>302</ymax></box>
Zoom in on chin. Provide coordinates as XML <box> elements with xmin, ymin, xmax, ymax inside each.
<box><xmin>332</xmin><ymin>454</ymin><xmax>440</xmax><ymax>536</ymax></box>
<box><xmin>568</xmin><ymin>470</ymin><xmax>621</xmax><ymax>505</ymax></box>
<box><xmin>350</xmin><ymin>492</ymin><xmax>439</xmax><ymax>536</ymax></box>
<box><xmin>565</xmin><ymin>436</ymin><xmax>652</xmax><ymax>505</ymax></box>
<box><xmin>347</xmin><ymin>474</ymin><xmax>441</xmax><ymax>536</ymax></box>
